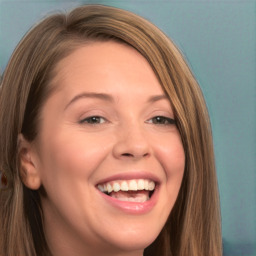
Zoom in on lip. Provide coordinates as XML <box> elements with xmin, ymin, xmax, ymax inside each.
<box><xmin>97</xmin><ymin>184</ymin><xmax>159</xmax><ymax>214</ymax></box>
<box><xmin>95</xmin><ymin>172</ymin><xmax>160</xmax><ymax>214</ymax></box>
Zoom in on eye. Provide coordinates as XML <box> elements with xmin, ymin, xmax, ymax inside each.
<box><xmin>79</xmin><ymin>116</ymin><xmax>106</xmax><ymax>125</ymax></box>
<box><xmin>147</xmin><ymin>116</ymin><xmax>176</xmax><ymax>125</ymax></box>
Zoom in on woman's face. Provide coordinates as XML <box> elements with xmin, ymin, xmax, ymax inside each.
<box><xmin>32</xmin><ymin>41</ymin><xmax>185</xmax><ymax>256</ymax></box>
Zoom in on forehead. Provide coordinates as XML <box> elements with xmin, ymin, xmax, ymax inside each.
<box><xmin>50</xmin><ymin>41</ymin><xmax>165</xmax><ymax>97</ymax></box>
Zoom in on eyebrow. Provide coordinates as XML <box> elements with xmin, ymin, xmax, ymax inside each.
<box><xmin>64</xmin><ymin>92</ymin><xmax>114</xmax><ymax>110</ymax></box>
<box><xmin>64</xmin><ymin>92</ymin><xmax>169</xmax><ymax>110</ymax></box>
<box><xmin>147</xmin><ymin>95</ymin><xmax>169</xmax><ymax>103</ymax></box>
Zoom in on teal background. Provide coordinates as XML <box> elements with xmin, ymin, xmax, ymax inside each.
<box><xmin>0</xmin><ymin>0</ymin><xmax>255</xmax><ymax>255</ymax></box>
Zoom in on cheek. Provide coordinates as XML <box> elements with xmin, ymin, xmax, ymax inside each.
<box><xmin>37</xmin><ymin>130</ymin><xmax>113</xmax><ymax>225</ymax></box>
<box><xmin>38</xmin><ymin>129</ymin><xmax>111</xmax><ymax>188</ymax></box>
<box><xmin>154</xmin><ymin>134</ymin><xmax>185</xmax><ymax>186</ymax></box>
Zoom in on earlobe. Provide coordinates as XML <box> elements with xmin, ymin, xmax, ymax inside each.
<box><xmin>18</xmin><ymin>134</ymin><xmax>41</xmax><ymax>190</ymax></box>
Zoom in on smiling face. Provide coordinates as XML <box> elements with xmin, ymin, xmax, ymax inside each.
<box><xmin>26</xmin><ymin>41</ymin><xmax>185</xmax><ymax>256</ymax></box>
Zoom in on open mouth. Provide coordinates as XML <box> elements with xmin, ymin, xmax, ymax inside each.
<box><xmin>97</xmin><ymin>179</ymin><xmax>156</xmax><ymax>203</ymax></box>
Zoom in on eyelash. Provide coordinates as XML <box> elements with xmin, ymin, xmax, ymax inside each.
<box><xmin>146</xmin><ymin>116</ymin><xmax>176</xmax><ymax>125</ymax></box>
<box><xmin>79</xmin><ymin>116</ymin><xmax>175</xmax><ymax>125</ymax></box>
<box><xmin>79</xmin><ymin>116</ymin><xmax>106</xmax><ymax>124</ymax></box>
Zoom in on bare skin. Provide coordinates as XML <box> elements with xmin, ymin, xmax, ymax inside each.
<box><xmin>20</xmin><ymin>41</ymin><xmax>185</xmax><ymax>256</ymax></box>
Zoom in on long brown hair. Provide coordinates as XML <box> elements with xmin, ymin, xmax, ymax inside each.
<box><xmin>0</xmin><ymin>4</ymin><xmax>222</xmax><ymax>256</ymax></box>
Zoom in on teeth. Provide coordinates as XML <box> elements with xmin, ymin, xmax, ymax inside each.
<box><xmin>97</xmin><ymin>179</ymin><xmax>156</xmax><ymax>193</ymax></box>
<box><xmin>137</xmin><ymin>179</ymin><xmax>144</xmax><ymax>190</ymax></box>
<box><xmin>144</xmin><ymin>180</ymin><xmax>149</xmax><ymax>190</ymax></box>
<box><xmin>148</xmin><ymin>181</ymin><xmax>155</xmax><ymax>191</ymax></box>
<box><xmin>113</xmin><ymin>182</ymin><xmax>120</xmax><ymax>192</ymax></box>
<box><xmin>120</xmin><ymin>181</ymin><xmax>129</xmax><ymax>191</ymax></box>
<box><xmin>98</xmin><ymin>184</ymin><xmax>104</xmax><ymax>192</ymax></box>
<box><xmin>111</xmin><ymin>193</ymin><xmax>149</xmax><ymax>202</ymax></box>
<box><xmin>107</xmin><ymin>183</ymin><xmax>112</xmax><ymax>193</ymax></box>
<box><xmin>129</xmin><ymin>180</ymin><xmax>138</xmax><ymax>191</ymax></box>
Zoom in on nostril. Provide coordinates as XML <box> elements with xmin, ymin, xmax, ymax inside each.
<box><xmin>122</xmin><ymin>153</ymin><xmax>133</xmax><ymax>157</ymax></box>
<box><xmin>121</xmin><ymin>152</ymin><xmax>149</xmax><ymax>158</ymax></box>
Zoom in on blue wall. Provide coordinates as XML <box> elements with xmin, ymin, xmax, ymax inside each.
<box><xmin>0</xmin><ymin>0</ymin><xmax>255</xmax><ymax>255</ymax></box>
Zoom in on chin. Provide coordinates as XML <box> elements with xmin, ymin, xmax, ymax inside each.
<box><xmin>100</xmin><ymin>223</ymin><xmax>162</xmax><ymax>253</ymax></box>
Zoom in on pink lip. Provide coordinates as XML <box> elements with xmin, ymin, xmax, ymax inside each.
<box><xmin>97</xmin><ymin>184</ymin><xmax>159</xmax><ymax>214</ymax></box>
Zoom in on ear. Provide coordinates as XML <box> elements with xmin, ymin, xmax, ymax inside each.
<box><xmin>18</xmin><ymin>134</ymin><xmax>41</xmax><ymax>190</ymax></box>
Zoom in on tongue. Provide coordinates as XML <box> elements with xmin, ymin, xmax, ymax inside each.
<box><xmin>109</xmin><ymin>190</ymin><xmax>150</xmax><ymax>202</ymax></box>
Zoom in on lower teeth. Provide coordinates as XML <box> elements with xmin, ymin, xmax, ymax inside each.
<box><xmin>108</xmin><ymin>190</ymin><xmax>151</xmax><ymax>202</ymax></box>
<box><xmin>110</xmin><ymin>195</ymin><xmax>149</xmax><ymax>202</ymax></box>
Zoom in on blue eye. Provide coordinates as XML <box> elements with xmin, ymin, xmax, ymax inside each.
<box><xmin>79</xmin><ymin>116</ymin><xmax>106</xmax><ymax>124</ymax></box>
<box><xmin>148</xmin><ymin>116</ymin><xmax>176</xmax><ymax>125</ymax></box>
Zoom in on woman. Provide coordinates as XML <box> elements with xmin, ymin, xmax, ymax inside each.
<box><xmin>0</xmin><ymin>4</ymin><xmax>222</xmax><ymax>256</ymax></box>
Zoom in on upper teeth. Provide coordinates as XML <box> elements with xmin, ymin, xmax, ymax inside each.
<box><xmin>97</xmin><ymin>179</ymin><xmax>155</xmax><ymax>193</ymax></box>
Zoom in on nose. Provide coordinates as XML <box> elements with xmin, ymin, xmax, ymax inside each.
<box><xmin>112</xmin><ymin>123</ymin><xmax>150</xmax><ymax>160</ymax></box>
